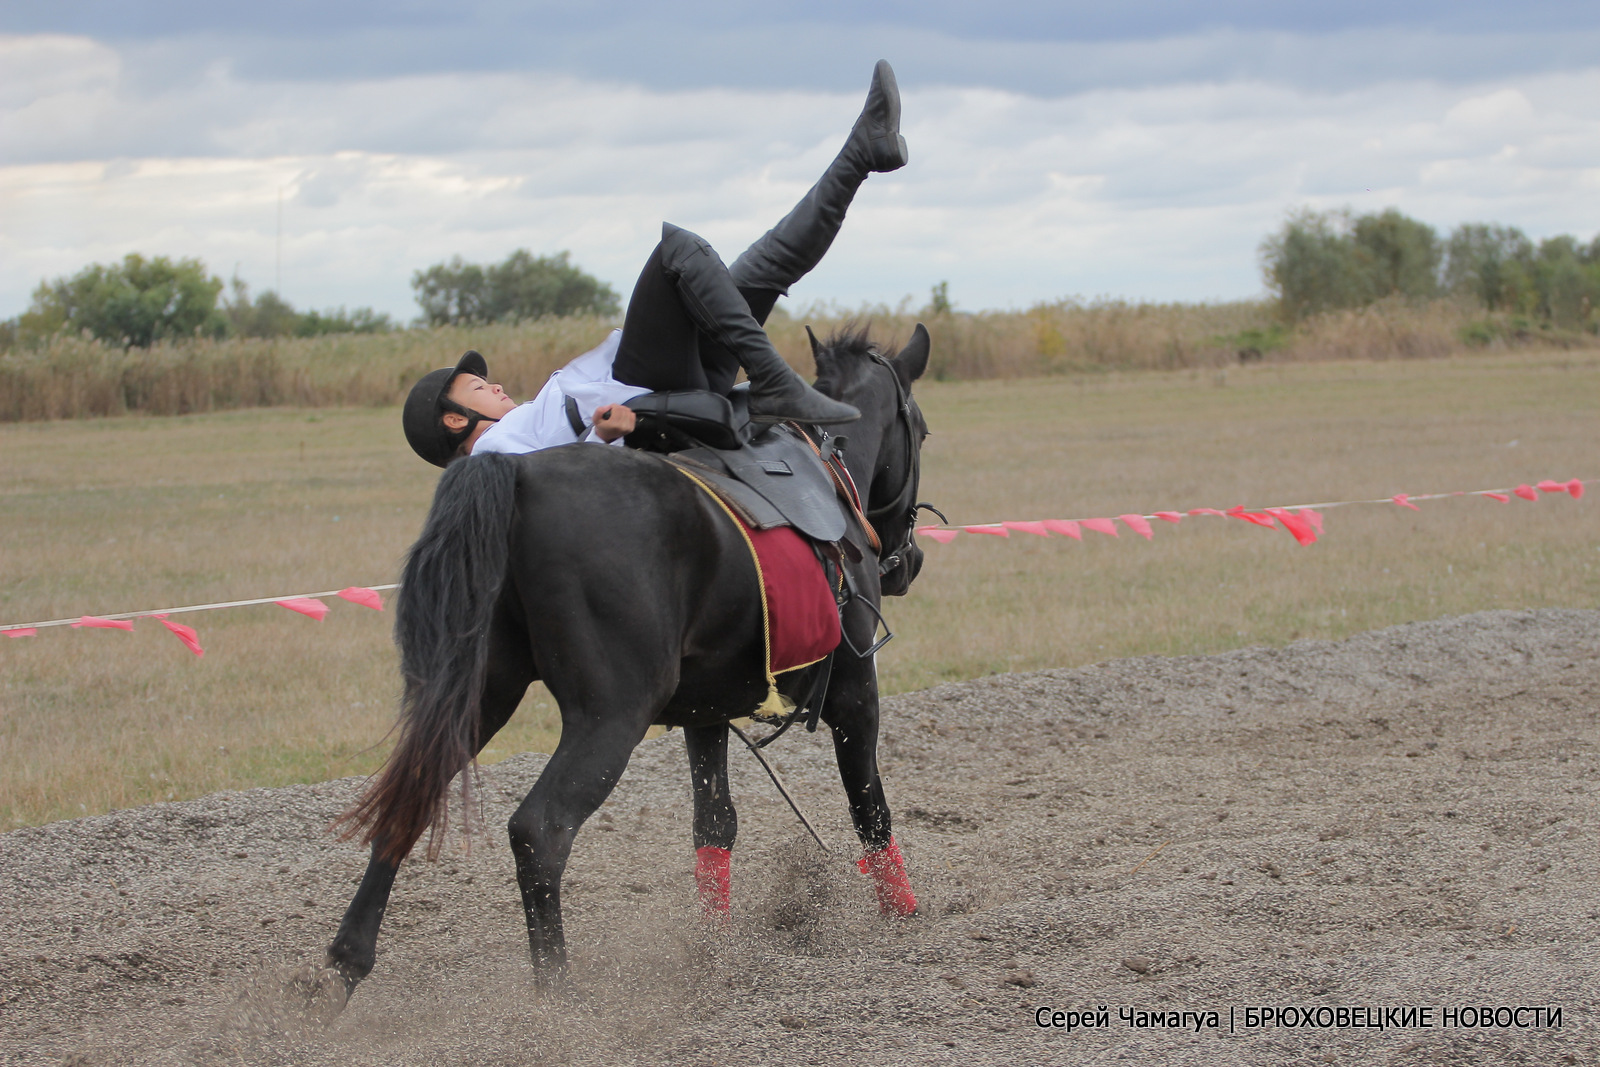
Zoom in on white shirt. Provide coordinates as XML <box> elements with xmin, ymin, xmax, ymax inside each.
<box><xmin>471</xmin><ymin>330</ymin><xmax>650</xmax><ymax>455</ymax></box>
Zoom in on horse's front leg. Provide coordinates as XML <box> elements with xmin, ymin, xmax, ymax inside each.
<box><xmin>822</xmin><ymin>641</ymin><xmax>918</xmax><ymax>917</ymax></box>
<box><xmin>683</xmin><ymin>723</ymin><xmax>736</xmax><ymax>916</ymax></box>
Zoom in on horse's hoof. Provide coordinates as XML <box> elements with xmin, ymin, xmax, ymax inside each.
<box><xmin>531</xmin><ymin>970</ymin><xmax>574</xmax><ymax>1001</ymax></box>
<box><xmin>276</xmin><ymin>963</ymin><xmax>351</xmax><ymax>1027</ymax></box>
<box><xmin>219</xmin><ymin>963</ymin><xmax>349</xmax><ymax>1035</ymax></box>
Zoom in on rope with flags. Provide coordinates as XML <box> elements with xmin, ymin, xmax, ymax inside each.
<box><xmin>2</xmin><ymin>476</ymin><xmax>1587</xmax><ymax>657</ymax></box>
<box><xmin>1</xmin><ymin>586</ymin><xmax>396</xmax><ymax>656</ymax></box>
<box><xmin>915</xmin><ymin>478</ymin><xmax>1585</xmax><ymax>548</ymax></box>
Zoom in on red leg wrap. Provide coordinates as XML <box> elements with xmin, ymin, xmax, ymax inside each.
<box><xmin>695</xmin><ymin>846</ymin><xmax>732</xmax><ymax>917</ymax></box>
<box><xmin>857</xmin><ymin>835</ymin><xmax>918</xmax><ymax>917</ymax></box>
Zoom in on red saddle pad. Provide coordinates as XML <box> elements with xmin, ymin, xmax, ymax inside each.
<box><xmin>738</xmin><ymin>517</ymin><xmax>841</xmax><ymax>674</ymax></box>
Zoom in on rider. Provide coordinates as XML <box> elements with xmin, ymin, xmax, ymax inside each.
<box><xmin>402</xmin><ymin>60</ymin><xmax>909</xmax><ymax>466</ymax></box>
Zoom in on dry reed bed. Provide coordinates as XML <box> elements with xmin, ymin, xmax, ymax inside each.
<box><xmin>6</xmin><ymin>300</ymin><xmax>1590</xmax><ymax>421</ymax></box>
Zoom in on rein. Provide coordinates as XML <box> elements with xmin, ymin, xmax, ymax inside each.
<box><xmin>863</xmin><ymin>352</ymin><xmax>938</xmax><ymax>579</ymax></box>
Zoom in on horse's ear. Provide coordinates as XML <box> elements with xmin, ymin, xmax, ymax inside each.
<box><xmin>892</xmin><ymin>322</ymin><xmax>930</xmax><ymax>383</ymax></box>
<box><xmin>804</xmin><ymin>324</ymin><xmax>823</xmax><ymax>367</ymax></box>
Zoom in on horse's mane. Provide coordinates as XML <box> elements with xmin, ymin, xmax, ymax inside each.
<box><xmin>811</xmin><ymin>323</ymin><xmax>880</xmax><ymax>397</ymax></box>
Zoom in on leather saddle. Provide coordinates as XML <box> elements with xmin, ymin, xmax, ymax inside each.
<box><xmin>624</xmin><ymin>386</ymin><xmax>849</xmax><ymax>543</ymax></box>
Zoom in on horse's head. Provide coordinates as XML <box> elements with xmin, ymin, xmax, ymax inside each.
<box><xmin>809</xmin><ymin>323</ymin><xmax>931</xmax><ymax>597</ymax></box>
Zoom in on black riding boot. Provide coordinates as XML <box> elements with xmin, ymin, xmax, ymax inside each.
<box><xmin>729</xmin><ymin>59</ymin><xmax>908</xmax><ymax>295</ymax></box>
<box><xmin>658</xmin><ymin>224</ymin><xmax>860</xmax><ymax>426</ymax></box>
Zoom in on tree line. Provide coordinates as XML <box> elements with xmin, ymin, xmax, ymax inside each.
<box><xmin>1261</xmin><ymin>208</ymin><xmax>1600</xmax><ymax>330</ymax></box>
<box><xmin>2</xmin><ymin>249</ymin><xmax>619</xmax><ymax>350</ymax></box>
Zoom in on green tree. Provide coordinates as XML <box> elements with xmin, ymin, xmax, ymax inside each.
<box><xmin>1529</xmin><ymin>236</ymin><xmax>1599</xmax><ymax>330</ymax></box>
<box><xmin>412</xmin><ymin>256</ymin><xmax>489</xmax><ymax>326</ymax></box>
<box><xmin>223</xmin><ymin>277</ymin><xmax>300</xmax><ymax>338</ymax></box>
<box><xmin>1443</xmin><ymin>224</ymin><xmax>1535</xmax><ymax>311</ymax></box>
<box><xmin>1352</xmin><ymin>208</ymin><xmax>1440</xmax><ymax>301</ymax></box>
<box><xmin>294</xmin><ymin>306</ymin><xmax>394</xmax><ymax>336</ymax></box>
<box><xmin>21</xmin><ymin>254</ymin><xmax>228</xmax><ymax>346</ymax></box>
<box><xmin>411</xmin><ymin>250</ymin><xmax>618</xmax><ymax>326</ymax></box>
<box><xmin>1263</xmin><ymin>207</ymin><xmax>1442</xmax><ymax>321</ymax></box>
<box><xmin>1259</xmin><ymin>209</ymin><xmax>1371</xmax><ymax>320</ymax></box>
<box><xmin>224</xmin><ymin>278</ymin><xmax>394</xmax><ymax>338</ymax></box>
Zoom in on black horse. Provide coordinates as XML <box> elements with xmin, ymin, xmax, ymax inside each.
<box><xmin>326</xmin><ymin>324</ymin><xmax>931</xmax><ymax>992</ymax></box>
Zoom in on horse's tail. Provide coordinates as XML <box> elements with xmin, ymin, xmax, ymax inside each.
<box><xmin>338</xmin><ymin>452</ymin><xmax>519</xmax><ymax>864</ymax></box>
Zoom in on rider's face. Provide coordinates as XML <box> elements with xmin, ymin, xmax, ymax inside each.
<box><xmin>446</xmin><ymin>374</ymin><xmax>518</xmax><ymax>421</ymax></box>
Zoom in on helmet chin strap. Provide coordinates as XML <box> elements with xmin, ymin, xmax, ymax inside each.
<box><xmin>440</xmin><ymin>398</ymin><xmax>502</xmax><ymax>453</ymax></box>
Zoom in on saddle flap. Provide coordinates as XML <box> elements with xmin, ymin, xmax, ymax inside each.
<box><xmin>674</xmin><ymin>425</ymin><xmax>848</xmax><ymax>543</ymax></box>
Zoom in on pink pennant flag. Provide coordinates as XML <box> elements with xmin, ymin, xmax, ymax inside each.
<box><xmin>1003</xmin><ymin>520</ymin><xmax>1052</xmax><ymax>538</ymax></box>
<box><xmin>276</xmin><ymin>597</ymin><xmax>329</xmax><ymax>621</ymax></box>
<box><xmin>1080</xmin><ymin>517</ymin><xmax>1119</xmax><ymax>538</ymax></box>
<box><xmin>1301</xmin><ymin>509</ymin><xmax>1324</xmax><ymax>534</ymax></box>
<box><xmin>1569</xmin><ymin>479</ymin><xmax>1584</xmax><ymax>499</ymax></box>
<box><xmin>1392</xmin><ymin>494</ymin><xmax>1420</xmax><ymax>511</ymax></box>
<box><xmin>1187</xmin><ymin>508</ymin><xmax>1226</xmax><ymax>517</ymax></box>
<box><xmin>917</xmin><ymin>527</ymin><xmax>960</xmax><ymax>544</ymax></box>
<box><xmin>72</xmin><ymin>616</ymin><xmax>134</xmax><ymax>631</ymax></box>
<box><xmin>1226</xmin><ymin>506</ymin><xmax>1277</xmax><ymax>529</ymax></box>
<box><xmin>1536</xmin><ymin>480</ymin><xmax>1567</xmax><ymax>494</ymax></box>
<box><xmin>2</xmin><ymin>628</ymin><xmax>36</xmax><ymax>638</ymax></box>
<box><xmin>1154</xmin><ymin>511</ymin><xmax>1184</xmax><ymax>524</ymax></box>
<box><xmin>962</xmin><ymin>525</ymin><xmax>1010</xmax><ymax>538</ymax></box>
<box><xmin>1117</xmin><ymin>514</ymin><xmax>1154</xmax><ymax>540</ymax></box>
<box><xmin>338</xmin><ymin>587</ymin><xmax>384</xmax><ymax>611</ymax></box>
<box><xmin>151</xmin><ymin>614</ymin><xmax>204</xmax><ymax>657</ymax></box>
<box><xmin>1267</xmin><ymin>508</ymin><xmax>1318</xmax><ymax>546</ymax></box>
<box><xmin>1043</xmin><ymin>519</ymin><xmax>1082</xmax><ymax>540</ymax></box>
<box><xmin>1482</xmin><ymin>492</ymin><xmax>1509</xmax><ymax>503</ymax></box>
<box><xmin>1514</xmin><ymin>484</ymin><xmax>1538</xmax><ymax>501</ymax></box>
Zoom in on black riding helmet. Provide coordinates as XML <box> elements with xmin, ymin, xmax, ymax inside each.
<box><xmin>402</xmin><ymin>350</ymin><xmax>500</xmax><ymax>467</ymax></box>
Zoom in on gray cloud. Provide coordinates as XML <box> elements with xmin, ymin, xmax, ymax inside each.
<box><xmin>4</xmin><ymin>29</ymin><xmax>1600</xmax><ymax>320</ymax></box>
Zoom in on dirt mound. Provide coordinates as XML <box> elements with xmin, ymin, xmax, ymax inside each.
<box><xmin>3</xmin><ymin>609</ymin><xmax>1596</xmax><ymax>1065</ymax></box>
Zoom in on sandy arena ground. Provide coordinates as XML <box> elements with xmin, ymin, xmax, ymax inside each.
<box><xmin>2</xmin><ymin>608</ymin><xmax>1596</xmax><ymax>1066</ymax></box>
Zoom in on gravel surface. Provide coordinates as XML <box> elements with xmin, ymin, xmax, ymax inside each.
<box><xmin>3</xmin><ymin>608</ymin><xmax>1596</xmax><ymax>1066</ymax></box>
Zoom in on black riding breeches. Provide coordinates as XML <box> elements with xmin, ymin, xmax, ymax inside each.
<box><xmin>611</xmin><ymin>242</ymin><xmax>780</xmax><ymax>395</ymax></box>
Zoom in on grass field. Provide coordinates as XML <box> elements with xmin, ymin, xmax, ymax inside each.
<box><xmin>2</xmin><ymin>348</ymin><xmax>1597</xmax><ymax>827</ymax></box>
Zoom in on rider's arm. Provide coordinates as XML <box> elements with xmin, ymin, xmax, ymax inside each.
<box><xmin>591</xmin><ymin>404</ymin><xmax>637</xmax><ymax>443</ymax></box>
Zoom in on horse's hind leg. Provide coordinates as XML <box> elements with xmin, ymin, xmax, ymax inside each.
<box><xmin>823</xmin><ymin>653</ymin><xmax>918</xmax><ymax>917</ymax></box>
<box><xmin>322</xmin><ymin>841</ymin><xmax>403</xmax><ymax>995</ymax></box>
<box><xmin>684</xmin><ymin>723</ymin><xmax>736</xmax><ymax>915</ymax></box>
<box><xmin>324</xmin><ymin>629</ymin><xmax>533</xmax><ymax>994</ymax></box>
<box><xmin>507</xmin><ymin>712</ymin><xmax>653</xmax><ymax>980</ymax></box>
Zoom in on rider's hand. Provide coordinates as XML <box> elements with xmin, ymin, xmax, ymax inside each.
<box><xmin>592</xmin><ymin>403</ymin><xmax>637</xmax><ymax>442</ymax></box>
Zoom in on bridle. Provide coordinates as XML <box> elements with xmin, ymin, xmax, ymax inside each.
<box><xmin>863</xmin><ymin>352</ymin><xmax>942</xmax><ymax>579</ymax></box>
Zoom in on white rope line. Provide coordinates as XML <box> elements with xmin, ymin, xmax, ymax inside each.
<box><xmin>4</xmin><ymin>585</ymin><xmax>399</xmax><ymax>632</ymax></box>
<box><xmin>924</xmin><ymin>479</ymin><xmax>1589</xmax><ymax>531</ymax></box>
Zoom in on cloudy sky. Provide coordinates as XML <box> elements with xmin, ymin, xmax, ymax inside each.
<box><xmin>4</xmin><ymin>2</ymin><xmax>1600</xmax><ymax>320</ymax></box>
